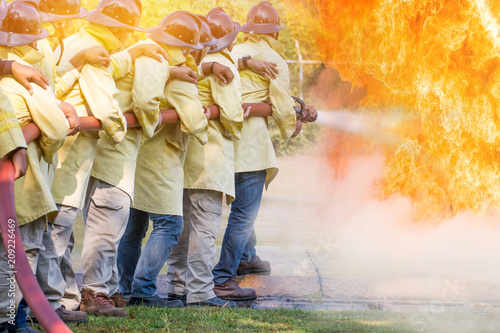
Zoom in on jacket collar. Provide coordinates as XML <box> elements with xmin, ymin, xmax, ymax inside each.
<box><xmin>81</xmin><ymin>23</ymin><xmax>123</xmax><ymax>52</ymax></box>
<box><xmin>242</xmin><ymin>33</ymin><xmax>285</xmax><ymax>54</ymax></box>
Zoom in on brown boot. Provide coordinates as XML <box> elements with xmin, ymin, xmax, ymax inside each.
<box><xmin>80</xmin><ymin>287</ymin><xmax>127</xmax><ymax>317</ymax></box>
<box><xmin>55</xmin><ymin>305</ymin><xmax>88</xmax><ymax>323</ymax></box>
<box><xmin>214</xmin><ymin>277</ymin><xmax>257</xmax><ymax>301</ymax></box>
<box><xmin>110</xmin><ymin>292</ymin><xmax>129</xmax><ymax>308</ymax></box>
<box><xmin>237</xmin><ymin>256</ymin><xmax>271</xmax><ymax>275</ymax></box>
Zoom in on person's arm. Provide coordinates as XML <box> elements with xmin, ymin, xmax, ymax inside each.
<box><xmin>168</xmin><ymin>66</ymin><xmax>197</xmax><ymax>85</ymax></box>
<box><xmin>131</xmin><ymin>56</ymin><xmax>170</xmax><ymax>139</ymax></box>
<box><xmin>0</xmin><ymin>95</ymin><xmax>28</xmax><ymax>179</ymax></box>
<box><xmin>268</xmin><ymin>61</ymin><xmax>297</xmax><ymax>139</ymax></box>
<box><xmin>209</xmin><ymin>67</ymin><xmax>244</xmax><ymax>139</ymax></box>
<box><xmin>78</xmin><ymin>63</ymin><xmax>126</xmax><ymax>144</ymax></box>
<box><xmin>21</xmin><ymin>84</ymin><xmax>70</xmax><ymax>163</ymax></box>
<box><xmin>10</xmin><ymin>61</ymin><xmax>49</xmax><ymax>94</ymax></box>
<box><xmin>238</xmin><ymin>57</ymin><xmax>279</xmax><ymax>79</ymax></box>
<box><xmin>110</xmin><ymin>43</ymin><xmax>169</xmax><ymax>81</ymax></box>
<box><xmin>55</xmin><ymin>46</ymin><xmax>111</xmax><ymax>98</ymax></box>
<box><xmin>166</xmin><ymin>78</ymin><xmax>208</xmax><ymax>144</ymax></box>
<box><xmin>200</xmin><ymin>61</ymin><xmax>235</xmax><ymax>84</ymax></box>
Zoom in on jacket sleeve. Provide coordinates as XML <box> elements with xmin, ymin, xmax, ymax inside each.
<box><xmin>210</xmin><ymin>74</ymin><xmax>244</xmax><ymax>140</ymax></box>
<box><xmin>79</xmin><ymin>63</ymin><xmax>127</xmax><ymax>144</ymax></box>
<box><xmin>110</xmin><ymin>50</ymin><xmax>133</xmax><ymax>81</ymax></box>
<box><xmin>166</xmin><ymin>78</ymin><xmax>208</xmax><ymax>145</ymax></box>
<box><xmin>268</xmin><ymin>60</ymin><xmax>296</xmax><ymax>139</ymax></box>
<box><xmin>54</xmin><ymin>61</ymin><xmax>80</xmax><ymax>99</ymax></box>
<box><xmin>23</xmin><ymin>85</ymin><xmax>69</xmax><ymax>163</ymax></box>
<box><xmin>132</xmin><ymin>56</ymin><xmax>170</xmax><ymax>140</ymax></box>
<box><xmin>0</xmin><ymin>92</ymin><xmax>26</xmax><ymax>159</ymax></box>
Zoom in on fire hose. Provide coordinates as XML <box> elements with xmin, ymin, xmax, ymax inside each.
<box><xmin>0</xmin><ymin>98</ymin><xmax>316</xmax><ymax>333</ymax></box>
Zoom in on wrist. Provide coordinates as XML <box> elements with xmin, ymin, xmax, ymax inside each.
<box><xmin>210</xmin><ymin>61</ymin><xmax>218</xmax><ymax>73</ymax></box>
<box><xmin>242</xmin><ymin>55</ymin><xmax>252</xmax><ymax>69</ymax></box>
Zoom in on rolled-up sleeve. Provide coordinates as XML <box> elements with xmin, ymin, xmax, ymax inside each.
<box><xmin>23</xmin><ymin>85</ymin><xmax>69</xmax><ymax>163</ymax></box>
<box><xmin>166</xmin><ymin>78</ymin><xmax>208</xmax><ymax>145</ymax></box>
<box><xmin>79</xmin><ymin>63</ymin><xmax>127</xmax><ymax>144</ymax></box>
<box><xmin>268</xmin><ymin>61</ymin><xmax>296</xmax><ymax>139</ymax></box>
<box><xmin>132</xmin><ymin>56</ymin><xmax>170</xmax><ymax>140</ymax></box>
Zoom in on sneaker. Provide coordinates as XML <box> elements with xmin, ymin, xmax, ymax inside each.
<box><xmin>187</xmin><ymin>297</ymin><xmax>237</xmax><ymax>308</ymax></box>
<box><xmin>237</xmin><ymin>256</ymin><xmax>271</xmax><ymax>275</ymax></box>
<box><xmin>213</xmin><ymin>277</ymin><xmax>257</xmax><ymax>301</ymax></box>
<box><xmin>129</xmin><ymin>295</ymin><xmax>184</xmax><ymax>308</ymax></box>
<box><xmin>110</xmin><ymin>292</ymin><xmax>129</xmax><ymax>308</ymax></box>
<box><xmin>80</xmin><ymin>287</ymin><xmax>127</xmax><ymax>317</ymax></box>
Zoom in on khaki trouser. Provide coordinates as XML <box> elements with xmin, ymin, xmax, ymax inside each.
<box><xmin>166</xmin><ymin>189</ymin><xmax>223</xmax><ymax>303</ymax></box>
<box><xmin>36</xmin><ymin>205</ymin><xmax>81</xmax><ymax>311</ymax></box>
<box><xmin>0</xmin><ymin>218</ymin><xmax>45</xmax><ymax>324</ymax></box>
<box><xmin>81</xmin><ymin>177</ymin><xmax>130</xmax><ymax>295</ymax></box>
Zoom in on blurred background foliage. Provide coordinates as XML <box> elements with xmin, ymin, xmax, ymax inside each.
<box><xmin>77</xmin><ymin>0</ymin><xmax>326</xmax><ymax>156</ymax></box>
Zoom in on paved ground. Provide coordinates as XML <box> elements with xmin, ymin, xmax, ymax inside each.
<box><xmin>73</xmin><ymin>154</ymin><xmax>500</xmax><ymax>311</ymax></box>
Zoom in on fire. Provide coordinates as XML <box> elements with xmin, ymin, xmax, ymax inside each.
<box><xmin>282</xmin><ymin>0</ymin><xmax>500</xmax><ymax>219</ymax></box>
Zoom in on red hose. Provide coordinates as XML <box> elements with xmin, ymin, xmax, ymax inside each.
<box><xmin>0</xmin><ymin>160</ymin><xmax>72</xmax><ymax>333</ymax></box>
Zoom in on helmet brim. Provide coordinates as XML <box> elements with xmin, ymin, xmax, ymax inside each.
<box><xmin>0</xmin><ymin>29</ymin><xmax>50</xmax><ymax>46</ymax></box>
<box><xmin>240</xmin><ymin>22</ymin><xmax>283</xmax><ymax>34</ymax></box>
<box><xmin>208</xmin><ymin>22</ymin><xmax>240</xmax><ymax>54</ymax></box>
<box><xmin>147</xmin><ymin>26</ymin><xmax>203</xmax><ymax>50</ymax></box>
<box><xmin>202</xmin><ymin>35</ymin><xmax>218</xmax><ymax>47</ymax></box>
<box><xmin>40</xmin><ymin>7</ymin><xmax>88</xmax><ymax>23</ymax></box>
<box><xmin>85</xmin><ymin>9</ymin><xmax>143</xmax><ymax>31</ymax></box>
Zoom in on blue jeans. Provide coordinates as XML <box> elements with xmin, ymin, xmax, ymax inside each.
<box><xmin>117</xmin><ymin>208</ymin><xmax>149</xmax><ymax>296</ymax></box>
<box><xmin>121</xmin><ymin>209</ymin><xmax>183</xmax><ymax>298</ymax></box>
<box><xmin>212</xmin><ymin>170</ymin><xmax>266</xmax><ymax>286</ymax></box>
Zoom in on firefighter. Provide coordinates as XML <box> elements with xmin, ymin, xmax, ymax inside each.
<box><xmin>0</xmin><ymin>2</ymin><xmax>71</xmax><ymax>332</ymax></box>
<box><xmin>165</xmin><ymin>10</ymin><xmax>246</xmax><ymax>307</ymax></box>
<box><xmin>35</xmin><ymin>0</ymin><xmax>168</xmax><ymax>317</ymax></box>
<box><xmin>116</xmin><ymin>11</ymin><xmax>209</xmax><ymax>308</ymax></box>
<box><xmin>212</xmin><ymin>1</ymin><xmax>317</xmax><ymax>300</ymax></box>
<box><xmin>47</xmin><ymin>0</ymin><xmax>164</xmax><ymax>317</ymax></box>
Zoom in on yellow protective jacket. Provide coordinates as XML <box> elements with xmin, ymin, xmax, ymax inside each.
<box><xmin>37</xmin><ymin>37</ymin><xmax>80</xmax><ymax>98</ymax></box>
<box><xmin>133</xmin><ymin>46</ymin><xmax>208</xmax><ymax>216</ymax></box>
<box><xmin>0</xmin><ymin>45</ymin><xmax>69</xmax><ymax>225</ymax></box>
<box><xmin>183</xmin><ymin>49</ymin><xmax>243</xmax><ymax>203</ymax></box>
<box><xmin>232</xmin><ymin>34</ymin><xmax>296</xmax><ymax>187</ymax></box>
<box><xmin>0</xmin><ymin>91</ymin><xmax>26</xmax><ymax>159</ymax></box>
<box><xmin>91</xmin><ymin>39</ymin><xmax>169</xmax><ymax>199</ymax></box>
<box><xmin>51</xmin><ymin>23</ymin><xmax>130</xmax><ymax>209</ymax></box>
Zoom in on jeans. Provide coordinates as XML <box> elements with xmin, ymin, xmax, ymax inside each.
<box><xmin>119</xmin><ymin>208</ymin><xmax>184</xmax><ymax>298</ymax></box>
<box><xmin>241</xmin><ymin>229</ymin><xmax>257</xmax><ymax>263</ymax></box>
<box><xmin>212</xmin><ymin>170</ymin><xmax>266</xmax><ymax>286</ymax></box>
<box><xmin>117</xmin><ymin>208</ymin><xmax>149</xmax><ymax>296</ymax></box>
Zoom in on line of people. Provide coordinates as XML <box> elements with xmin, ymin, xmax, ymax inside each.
<box><xmin>0</xmin><ymin>0</ymin><xmax>316</xmax><ymax>332</ymax></box>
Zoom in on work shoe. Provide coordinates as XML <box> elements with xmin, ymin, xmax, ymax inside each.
<box><xmin>237</xmin><ymin>256</ymin><xmax>271</xmax><ymax>275</ymax></box>
<box><xmin>187</xmin><ymin>297</ymin><xmax>237</xmax><ymax>308</ymax></box>
<box><xmin>80</xmin><ymin>287</ymin><xmax>127</xmax><ymax>317</ymax></box>
<box><xmin>167</xmin><ymin>293</ymin><xmax>187</xmax><ymax>305</ymax></box>
<box><xmin>213</xmin><ymin>277</ymin><xmax>257</xmax><ymax>301</ymax></box>
<box><xmin>129</xmin><ymin>295</ymin><xmax>184</xmax><ymax>308</ymax></box>
<box><xmin>110</xmin><ymin>292</ymin><xmax>129</xmax><ymax>308</ymax></box>
<box><xmin>55</xmin><ymin>305</ymin><xmax>88</xmax><ymax>323</ymax></box>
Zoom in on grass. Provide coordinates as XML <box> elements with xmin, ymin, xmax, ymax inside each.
<box><xmin>33</xmin><ymin>307</ymin><xmax>418</xmax><ymax>333</ymax></box>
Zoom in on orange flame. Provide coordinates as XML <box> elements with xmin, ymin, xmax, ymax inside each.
<box><xmin>283</xmin><ymin>0</ymin><xmax>500</xmax><ymax>218</ymax></box>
